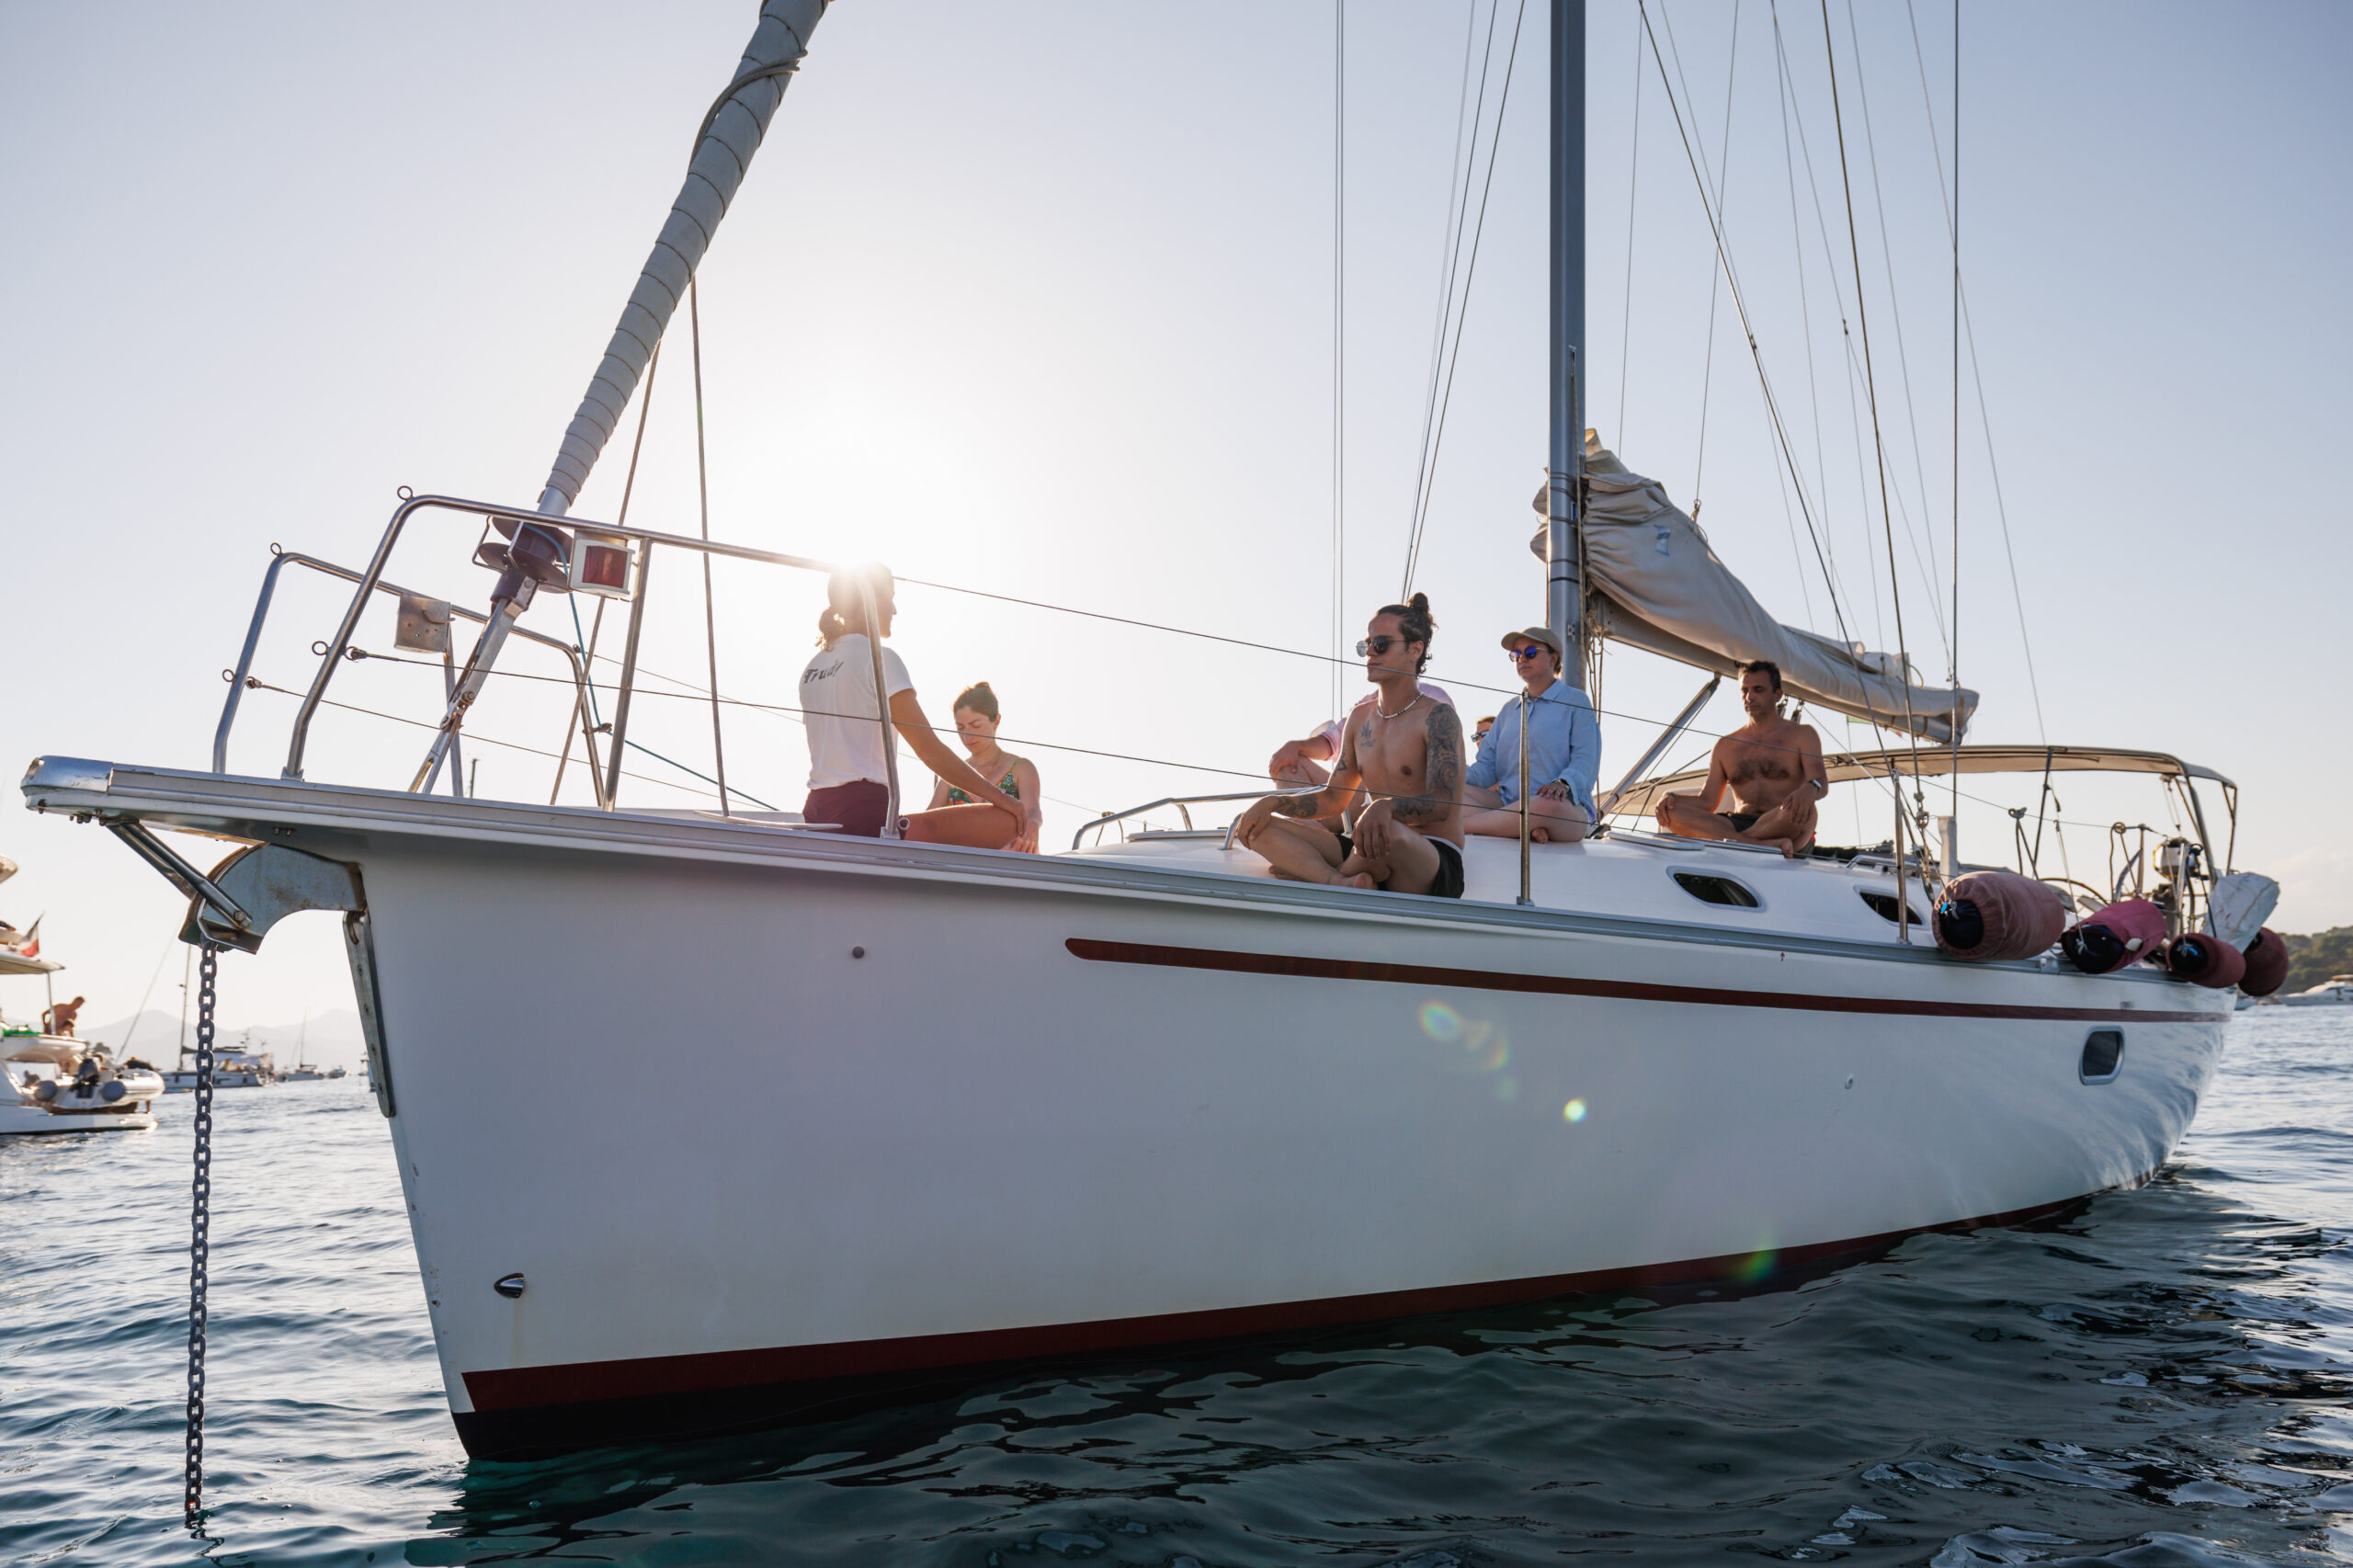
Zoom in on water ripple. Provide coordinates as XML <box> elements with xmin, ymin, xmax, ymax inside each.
<box><xmin>4</xmin><ymin>1010</ymin><xmax>2351</xmax><ymax>1564</ymax></box>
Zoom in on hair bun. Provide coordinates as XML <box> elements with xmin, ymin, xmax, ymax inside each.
<box><xmin>1408</xmin><ymin>592</ymin><xmax>1430</xmax><ymax>614</ymax></box>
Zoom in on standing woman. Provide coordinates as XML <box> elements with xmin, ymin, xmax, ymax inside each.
<box><xmin>927</xmin><ymin>682</ymin><xmax>1043</xmax><ymax>854</ymax></box>
<box><xmin>799</xmin><ymin>567</ymin><xmax>1032</xmax><ymax>849</ymax></box>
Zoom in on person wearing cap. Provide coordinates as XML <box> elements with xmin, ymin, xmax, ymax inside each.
<box><xmin>1461</xmin><ymin>627</ymin><xmax>1599</xmax><ymax>845</ymax></box>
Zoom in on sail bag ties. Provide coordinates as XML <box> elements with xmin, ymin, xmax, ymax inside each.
<box><xmin>537</xmin><ymin>0</ymin><xmax>831</xmax><ymax>517</ymax></box>
<box><xmin>1533</xmin><ymin>440</ymin><xmax>1978</xmax><ymax>744</ymax></box>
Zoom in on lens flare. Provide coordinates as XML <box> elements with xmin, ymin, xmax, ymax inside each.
<box><xmin>1418</xmin><ymin>1000</ymin><xmax>1507</xmax><ymax>1072</ymax></box>
<box><xmin>1563</xmin><ymin>1098</ymin><xmax>1588</xmax><ymax>1123</ymax></box>
<box><xmin>1734</xmin><ymin>1248</ymin><xmax>1778</xmax><ymax>1284</ymax></box>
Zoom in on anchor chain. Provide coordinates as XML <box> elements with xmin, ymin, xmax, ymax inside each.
<box><xmin>184</xmin><ymin>942</ymin><xmax>220</xmax><ymax>1521</ymax></box>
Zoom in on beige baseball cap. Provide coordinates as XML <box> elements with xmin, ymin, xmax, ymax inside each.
<box><xmin>1500</xmin><ymin>626</ymin><xmax>1563</xmax><ymax>656</ymax></box>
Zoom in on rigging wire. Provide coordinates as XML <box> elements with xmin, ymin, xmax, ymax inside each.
<box><xmin>1840</xmin><ymin>0</ymin><xmax>1951</xmax><ymax>667</ymax></box>
<box><xmin>688</xmin><ymin>278</ymin><xmax>733</xmax><ymax>816</ymax></box>
<box><xmin>1332</xmin><ymin>0</ymin><xmax>1346</xmax><ymax>719</ymax></box>
<box><xmin>1632</xmin><ymin>0</ymin><xmax>1889</xmax><ymax>737</ymax></box>
<box><xmin>1893</xmin><ymin>0</ymin><xmax>2045</xmax><ymax>746</ymax></box>
<box><xmin>1404</xmin><ymin>0</ymin><xmax>1493</xmax><ymax>594</ymax></box>
<box><xmin>1401</xmin><ymin>0</ymin><xmax>1531</xmax><ymax>596</ymax></box>
<box><xmin>558</xmin><ymin>336</ymin><xmax>663</xmax><ymax>797</ymax></box>
<box><xmin>1817</xmin><ymin>0</ymin><xmax>1926</xmax><ymax>767</ymax></box>
<box><xmin>1659</xmin><ymin>0</ymin><xmax>1743</xmax><ymax>516</ymax></box>
<box><xmin>1768</xmin><ymin>0</ymin><xmax>1823</xmax><ymax>626</ymax></box>
<box><xmin>1616</xmin><ymin>12</ymin><xmax>1644</xmax><ymax>444</ymax></box>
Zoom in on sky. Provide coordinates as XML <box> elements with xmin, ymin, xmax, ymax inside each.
<box><xmin>2</xmin><ymin>0</ymin><xmax>2347</xmax><ymax>1032</ymax></box>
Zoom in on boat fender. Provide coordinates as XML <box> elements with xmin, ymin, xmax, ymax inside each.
<box><xmin>1934</xmin><ymin>869</ymin><xmax>2068</xmax><ymax>962</ymax></box>
<box><xmin>101</xmin><ymin>1079</ymin><xmax>127</xmax><ymax>1102</ymax></box>
<box><xmin>2161</xmin><ymin>933</ymin><xmax>2247</xmax><ymax>989</ymax></box>
<box><xmin>2238</xmin><ymin>927</ymin><xmax>2290</xmax><ymax>997</ymax></box>
<box><xmin>34</xmin><ymin>1079</ymin><xmax>58</xmax><ymax>1102</ymax></box>
<box><xmin>2059</xmin><ymin>898</ymin><xmax>2166</xmax><ymax>975</ymax></box>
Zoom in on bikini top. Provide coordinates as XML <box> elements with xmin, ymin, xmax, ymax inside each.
<box><xmin>945</xmin><ymin>763</ymin><xmax>1020</xmax><ymax>805</ymax></box>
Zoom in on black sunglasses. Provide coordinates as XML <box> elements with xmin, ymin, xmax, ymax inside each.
<box><xmin>1508</xmin><ymin>644</ymin><xmax>1552</xmax><ymax>661</ymax></box>
<box><xmin>1357</xmin><ymin>635</ymin><xmax>1415</xmax><ymax>657</ymax></box>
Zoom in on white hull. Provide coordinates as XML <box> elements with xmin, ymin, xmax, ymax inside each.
<box><xmin>2</xmin><ymin>1057</ymin><xmax>165</xmax><ymax>1136</ymax></box>
<box><xmin>18</xmin><ymin>764</ymin><xmax>2232</xmax><ymax>1456</ymax></box>
<box><xmin>0</xmin><ymin>1101</ymin><xmax>158</xmax><ymax>1135</ymax></box>
<box><xmin>162</xmin><ymin>1069</ymin><xmax>267</xmax><ymax>1091</ymax></box>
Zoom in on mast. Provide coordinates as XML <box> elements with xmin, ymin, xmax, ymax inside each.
<box><xmin>1547</xmin><ymin>0</ymin><xmax>1587</xmax><ymax>687</ymax></box>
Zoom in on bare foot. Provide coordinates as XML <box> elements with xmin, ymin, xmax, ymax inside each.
<box><xmin>1334</xmin><ymin>870</ymin><xmax>1377</xmax><ymax>889</ymax></box>
<box><xmin>1531</xmin><ymin>825</ymin><xmax>1551</xmax><ymax>844</ymax></box>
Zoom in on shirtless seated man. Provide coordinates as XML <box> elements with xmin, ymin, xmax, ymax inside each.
<box><xmin>1234</xmin><ymin>594</ymin><xmax>1467</xmax><ymax>897</ymax></box>
<box><xmin>1655</xmin><ymin>660</ymin><xmax>1826</xmax><ymax>858</ymax></box>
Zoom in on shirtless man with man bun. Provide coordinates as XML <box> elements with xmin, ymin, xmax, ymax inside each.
<box><xmin>1235</xmin><ymin>595</ymin><xmax>1467</xmax><ymax>897</ymax></box>
<box><xmin>1655</xmin><ymin>660</ymin><xmax>1826</xmax><ymax>858</ymax></box>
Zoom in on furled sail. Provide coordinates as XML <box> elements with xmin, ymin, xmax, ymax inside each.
<box><xmin>1536</xmin><ymin>440</ymin><xmax>1977</xmax><ymax>743</ymax></box>
<box><xmin>537</xmin><ymin>0</ymin><xmax>830</xmax><ymax>517</ymax></box>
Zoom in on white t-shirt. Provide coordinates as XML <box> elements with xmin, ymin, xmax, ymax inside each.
<box><xmin>800</xmin><ymin>633</ymin><xmax>914</xmax><ymax>790</ymax></box>
<box><xmin>1313</xmin><ymin>681</ymin><xmax>1455</xmax><ymax>754</ymax></box>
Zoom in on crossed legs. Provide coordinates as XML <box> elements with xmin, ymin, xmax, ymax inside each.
<box><xmin>1461</xmin><ymin>785</ymin><xmax>1590</xmax><ymax>844</ymax></box>
<box><xmin>1656</xmin><ymin>792</ymin><xmax>1814</xmax><ymax>858</ymax></box>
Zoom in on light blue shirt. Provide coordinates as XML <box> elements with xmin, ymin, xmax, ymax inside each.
<box><xmin>1465</xmin><ymin>678</ymin><xmax>1601</xmax><ymax>814</ymax></box>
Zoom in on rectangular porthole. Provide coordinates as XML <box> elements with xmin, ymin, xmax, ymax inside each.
<box><xmin>2080</xmin><ymin>1028</ymin><xmax>2125</xmax><ymax>1085</ymax></box>
<box><xmin>1673</xmin><ymin>872</ymin><xmax>1760</xmax><ymax>909</ymax></box>
<box><xmin>1859</xmin><ymin>889</ymin><xmax>1923</xmax><ymax>926</ymax></box>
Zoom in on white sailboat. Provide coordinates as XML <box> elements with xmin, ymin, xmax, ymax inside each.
<box><xmin>20</xmin><ymin>1</ymin><xmax>2259</xmax><ymax>1456</ymax></box>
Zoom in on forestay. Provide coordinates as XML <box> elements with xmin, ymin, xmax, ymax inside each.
<box><xmin>1539</xmin><ymin>441</ymin><xmax>1977</xmax><ymax>743</ymax></box>
<box><xmin>537</xmin><ymin>0</ymin><xmax>830</xmax><ymax>517</ymax></box>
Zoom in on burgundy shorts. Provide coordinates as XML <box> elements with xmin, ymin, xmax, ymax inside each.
<box><xmin>803</xmin><ymin>780</ymin><xmax>892</xmax><ymax>838</ymax></box>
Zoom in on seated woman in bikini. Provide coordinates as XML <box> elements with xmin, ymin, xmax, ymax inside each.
<box><xmin>927</xmin><ymin>682</ymin><xmax>1043</xmax><ymax>853</ymax></box>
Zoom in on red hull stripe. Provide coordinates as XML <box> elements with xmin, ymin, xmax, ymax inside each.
<box><xmin>1063</xmin><ymin>936</ymin><xmax>2215</xmax><ymax>1024</ymax></box>
<box><xmin>462</xmin><ymin>1192</ymin><xmax>2097</xmax><ymax>1413</ymax></box>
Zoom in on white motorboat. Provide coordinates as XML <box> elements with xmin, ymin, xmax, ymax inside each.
<box><xmin>161</xmin><ymin>1030</ymin><xmax>274</xmax><ymax>1091</ymax></box>
<box><xmin>2</xmin><ymin>858</ymin><xmax>164</xmax><ymax>1134</ymax></box>
<box><xmin>2280</xmin><ymin>975</ymin><xmax>2353</xmax><ymax>1007</ymax></box>
<box><xmin>3</xmin><ymin>1037</ymin><xmax>165</xmax><ymax>1136</ymax></box>
<box><xmin>19</xmin><ymin>2</ymin><xmax>2260</xmax><ymax>1457</ymax></box>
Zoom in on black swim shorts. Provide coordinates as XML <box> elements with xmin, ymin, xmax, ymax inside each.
<box><xmin>1332</xmin><ymin>830</ymin><xmax>1467</xmax><ymax>899</ymax></box>
<box><xmin>1723</xmin><ymin>812</ymin><xmax>1761</xmax><ymax>834</ymax></box>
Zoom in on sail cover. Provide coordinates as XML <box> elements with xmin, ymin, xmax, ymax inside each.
<box><xmin>1537</xmin><ymin>442</ymin><xmax>1977</xmax><ymax>743</ymax></box>
<box><xmin>538</xmin><ymin>0</ymin><xmax>830</xmax><ymax>517</ymax></box>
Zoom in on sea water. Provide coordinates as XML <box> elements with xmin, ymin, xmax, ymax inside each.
<box><xmin>5</xmin><ymin>1009</ymin><xmax>2350</xmax><ymax>1567</ymax></box>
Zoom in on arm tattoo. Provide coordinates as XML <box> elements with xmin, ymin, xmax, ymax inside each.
<box><xmin>1272</xmin><ymin>793</ymin><xmax>1321</xmax><ymax>817</ymax></box>
<box><xmin>1390</xmin><ymin>705</ymin><xmax>1462</xmax><ymax>826</ymax></box>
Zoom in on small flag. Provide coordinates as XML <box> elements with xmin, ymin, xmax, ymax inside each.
<box><xmin>20</xmin><ymin>915</ymin><xmax>40</xmax><ymax>960</ymax></box>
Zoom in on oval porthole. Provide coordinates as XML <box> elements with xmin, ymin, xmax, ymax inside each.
<box><xmin>2080</xmin><ymin>1028</ymin><xmax>2124</xmax><ymax>1085</ymax></box>
<box><xmin>1674</xmin><ymin>872</ymin><xmax>1760</xmax><ymax>909</ymax></box>
<box><xmin>1859</xmin><ymin>889</ymin><xmax>1923</xmax><ymax>926</ymax></box>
